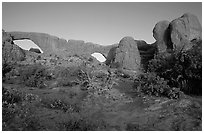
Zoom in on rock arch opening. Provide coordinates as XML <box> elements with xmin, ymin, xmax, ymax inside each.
<box><xmin>91</xmin><ymin>52</ymin><xmax>106</xmax><ymax>62</ymax></box>
<box><xmin>14</xmin><ymin>39</ymin><xmax>43</xmax><ymax>53</ymax></box>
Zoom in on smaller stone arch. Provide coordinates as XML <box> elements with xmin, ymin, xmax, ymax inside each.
<box><xmin>91</xmin><ymin>52</ymin><xmax>107</xmax><ymax>62</ymax></box>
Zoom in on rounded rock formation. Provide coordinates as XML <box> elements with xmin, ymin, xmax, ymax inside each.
<box><xmin>153</xmin><ymin>20</ymin><xmax>171</xmax><ymax>52</ymax></box>
<box><xmin>105</xmin><ymin>46</ymin><xmax>117</xmax><ymax>65</ymax></box>
<box><xmin>170</xmin><ymin>13</ymin><xmax>202</xmax><ymax>51</ymax></box>
<box><xmin>106</xmin><ymin>36</ymin><xmax>141</xmax><ymax>71</ymax></box>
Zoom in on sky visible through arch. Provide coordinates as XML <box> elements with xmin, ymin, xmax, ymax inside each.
<box><xmin>3</xmin><ymin>2</ymin><xmax>202</xmax><ymax>50</ymax></box>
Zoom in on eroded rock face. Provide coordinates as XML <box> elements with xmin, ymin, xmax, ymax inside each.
<box><xmin>2</xmin><ymin>30</ymin><xmax>26</xmax><ymax>64</ymax></box>
<box><xmin>106</xmin><ymin>36</ymin><xmax>141</xmax><ymax>71</ymax></box>
<box><xmin>170</xmin><ymin>13</ymin><xmax>202</xmax><ymax>51</ymax></box>
<box><xmin>153</xmin><ymin>20</ymin><xmax>172</xmax><ymax>52</ymax></box>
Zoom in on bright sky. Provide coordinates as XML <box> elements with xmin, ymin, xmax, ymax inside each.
<box><xmin>91</xmin><ymin>53</ymin><xmax>106</xmax><ymax>62</ymax></box>
<box><xmin>3</xmin><ymin>2</ymin><xmax>202</xmax><ymax>47</ymax></box>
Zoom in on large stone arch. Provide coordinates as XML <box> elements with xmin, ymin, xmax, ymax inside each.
<box><xmin>9</xmin><ymin>32</ymin><xmax>67</xmax><ymax>53</ymax></box>
<box><xmin>8</xmin><ymin>31</ymin><xmax>116</xmax><ymax>57</ymax></box>
<box><xmin>13</xmin><ymin>39</ymin><xmax>43</xmax><ymax>53</ymax></box>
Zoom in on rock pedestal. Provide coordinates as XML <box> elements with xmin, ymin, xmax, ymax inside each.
<box><xmin>106</xmin><ymin>36</ymin><xmax>141</xmax><ymax>71</ymax></box>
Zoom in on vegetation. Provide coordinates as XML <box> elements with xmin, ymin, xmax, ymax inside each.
<box><xmin>133</xmin><ymin>40</ymin><xmax>202</xmax><ymax>98</ymax></box>
<box><xmin>19</xmin><ymin>64</ymin><xmax>50</xmax><ymax>88</ymax></box>
<box><xmin>57</xmin><ymin>113</ymin><xmax>108</xmax><ymax>131</ymax></box>
<box><xmin>134</xmin><ymin>72</ymin><xmax>180</xmax><ymax>99</ymax></box>
<box><xmin>147</xmin><ymin>40</ymin><xmax>202</xmax><ymax>95</ymax></box>
<box><xmin>2</xmin><ymin>40</ymin><xmax>201</xmax><ymax>130</ymax></box>
<box><xmin>2</xmin><ymin>87</ymin><xmax>42</xmax><ymax>130</ymax></box>
<box><xmin>2</xmin><ymin>85</ymin><xmax>109</xmax><ymax>131</ymax></box>
<box><xmin>41</xmin><ymin>98</ymin><xmax>80</xmax><ymax>113</ymax></box>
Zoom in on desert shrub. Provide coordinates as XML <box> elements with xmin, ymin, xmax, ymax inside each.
<box><xmin>147</xmin><ymin>40</ymin><xmax>202</xmax><ymax>95</ymax></box>
<box><xmin>50</xmin><ymin>58</ymin><xmax>57</xmax><ymax>64</ymax></box>
<box><xmin>2</xmin><ymin>87</ymin><xmax>23</xmax><ymax>105</ymax></box>
<box><xmin>73</xmin><ymin>54</ymin><xmax>80</xmax><ymax>57</ymax></box>
<box><xmin>57</xmin><ymin>113</ymin><xmax>107</xmax><ymax>131</ymax></box>
<box><xmin>2</xmin><ymin>87</ymin><xmax>23</xmax><ymax>124</ymax></box>
<box><xmin>53</xmin><ymin>66</ymin><xmax>87</xmax><ymax>87</ymax></box>
<box><xmin>19</xmin><ymin>64</ymin><xmax>49</xmax><ymax>88</ymax></box>
<box><xmin>126</xmin><ymin>123</ymin><xmax>140</xmax><ymax>131</ymax></box>
<box><xmin>88</xmin><ymin>57</ymin><xmax>94</xmax><ymax>62</ymax></box>
<box><xmin>53</xmin><ymin>63</ymin><xmax>109</xmax><ymax>91</ymax></box>
<box><xmin>2</xmin><ymin>87</ymin><xmax>42</xmax><ymax>130</ymax></box>
<box><xmin>36</xmin><ymin>55</ymin><xmax>41</xmax><ymax>60</ymax></box>
<box><xmin>41</xmin><ymin>98</ymin><xmax>80</xmax><ymax>113</ymax></box>
<box><xmin>114</xmin><ymin>69</ymin><xmax>130</xmax><ymax>78</ymax></box>
<box><xmin>2</xmin><ymin>62</ymin><xmax>15</xmax><ymax>80</ymax></box>
<box><xmin>134</xmin><ymin>72</ymin><xmax>180</xmax><ymax>99</ymax></box>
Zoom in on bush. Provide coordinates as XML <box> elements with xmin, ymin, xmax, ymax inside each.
<box><xmin>2</xmin><ymin>62</ymin><xmax>14</xmax><ymax>80</ymax></box>
<box><xmin>19</xmin><ymin>64</ymin><xmax>49</xmax><ymax>88</ymax></box>
<box><xmin>114</xmin><ymin>69</ymin><xmax>130</xmax><ymax>78</ymax></box>
<box><xmin>2</xmin><ymin>87</ymin><xmax>42</xmax><ymax>130</ymax></box>
<box><xmin>88</xmin><ymin>57</ymin><xmax>94</xmax><ymax>62</ymax></box>
<box><xmin>53</xmin><ymin>66</ymin><xmax>86</xmax><ymax>87</ymax></box>
<box><xmin>2</xmin><ymin>87</ymin><xmax>23</xmax><ymax>124</ymax></box>
<box><xmin>58</xmin><ymin>113</ymin><xmax>107</xmax><ymax>131</ymax></box>
<box><xmin>41</xmin><ymin>98</ymin><xmax>80</xmax><ymax>113</ymax></box>
<box><xmin>147</xmin><ymin>40</ymin><xmax>202</xmax><ymax>95</ymax></box>
<box><xmin>134</xmin><ymin>72</ymin><xmax>180</xmax><ymax>99</ymax></box>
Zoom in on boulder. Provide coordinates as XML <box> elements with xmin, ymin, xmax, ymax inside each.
<box><xmin>2</xmin><ymin>30</ymin><xmax>26</xmax><ymax>64</ymax></box>
<box><xmin>170</xmin><ymin>13</ymin><xmax>202</xmax><ymax>51</ymax></box>
<box><xmin>29</xmin><ymin>48</ymin><xmax>41</xmax><ymax>53</ymax></box>
<box><xmin>153</xmin><ymin>20</ymin><xmax>172</xmax><ymax>52</ymax></box>
<box><xmin>105</xmin><ymin>46</ymin><xmax>117</xmax><ymax>65</ymax></box>
<box><xmin>106</xmin><ymin>36</ymin><xmax>141</xmax><ymax>71</ymax></box>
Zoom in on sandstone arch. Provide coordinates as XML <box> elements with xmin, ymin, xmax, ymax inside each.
<box><xmin>91</xmin><ymin>52</ymin><xmax>106</xmax><ymax>62</ymax></box>
<box><xmin>9</xmin><ymin>32</ymin><xmax>67</xmax><ymax>54</ymax></box>
<box><xmin>8</xmin><ymin>31</ymin><xmax>116</xmax><ymax>57</ymax></box>
<box><xmin>14</xmin><ymin>39</ymin><xmax>43</xmax><ymax>53</ymax></box>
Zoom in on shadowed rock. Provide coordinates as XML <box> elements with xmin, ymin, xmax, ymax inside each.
<box><xmin>105</xmin><ymin>46</ymin><xmax>117</xmax><ymax>65</ymax></box>
<box><xmin>29</xmin><ymin>48</ymin><xmax>41</xmax><ymax>54</ymax></box>
<box><xmin>136</xmin><ymin>40</ymin><xmax>157</xmax><ymax>69</ymax></box>
<box><xmin>153</xmin><ymin>20</ymin><xmax>172</xmax><ymax>52</ymax></box>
